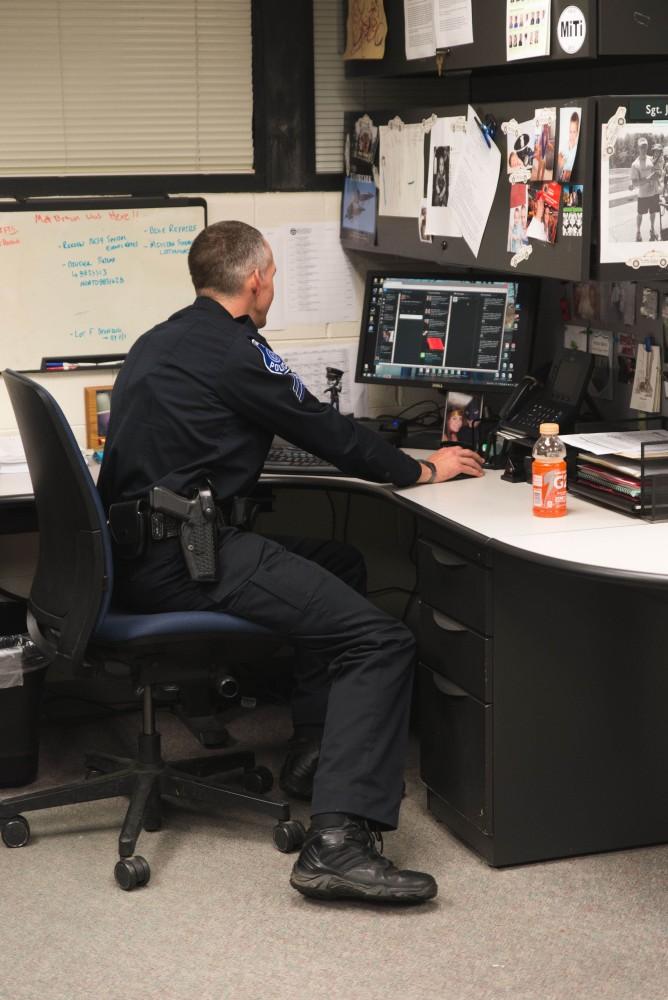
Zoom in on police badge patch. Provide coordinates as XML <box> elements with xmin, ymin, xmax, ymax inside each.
<box><xmin>252</xmin><ymin>339</ymin><xmax>290</xmax><ymax>375</ymax></box>
<box><xmin>252</xmin><ymin>339</ymin><xmax>306</xmax><ymax>401</ymax></box>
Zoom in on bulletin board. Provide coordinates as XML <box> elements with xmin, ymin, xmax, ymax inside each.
<box><xmin>341</xmin><ymin>97</ymin><xmax>594</xmax><ymax>282</ymax></box>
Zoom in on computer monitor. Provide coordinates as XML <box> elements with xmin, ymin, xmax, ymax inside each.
<box><xmin>355</xmin><ymin>271</ymin><xmax>538</xmax><ymax>393</ymax></box>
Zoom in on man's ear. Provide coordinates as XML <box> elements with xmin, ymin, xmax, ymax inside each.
<box><xmin>248</xmin><ymin>268</ymin><xmax>260</xmax><ymax>295</ymax></box>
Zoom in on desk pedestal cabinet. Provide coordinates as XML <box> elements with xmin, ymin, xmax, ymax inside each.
<box><xmin>415</xmin><ymin>515</ymin><xmax>668</xmax><ymax>866</ymax></box>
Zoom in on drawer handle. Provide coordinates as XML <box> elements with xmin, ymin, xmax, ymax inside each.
<box><xmin>431</xmin><ymin>674</ymin><xmax>467</xmax><ymax>698</ymax></box>
<box><xmin>431</xmin><ymin>609</ymin><xmax>466</xmax><ymax>633</ymax></box>
<box><xmin>425</xmin><ymin>542</ymin><xmax>467</xmax><ymax>569</ymax></box>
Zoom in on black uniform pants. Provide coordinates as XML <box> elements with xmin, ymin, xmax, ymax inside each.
<box><xmin>115</xmin><ymin>527</ymin><xmax>416</xmax><ymax>830</ymax></box>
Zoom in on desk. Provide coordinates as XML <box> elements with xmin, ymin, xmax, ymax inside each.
<box><xmin>3</xmin><ymin>461</ymin><xmax>668</xmax><ymax>866</ymax></box>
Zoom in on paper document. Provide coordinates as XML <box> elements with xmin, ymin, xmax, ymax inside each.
<box><xmin>630</xmin><ymin>345</ymin><xmax>661</xmax><ymax>413</ymax></box>
<box><xmin>284</xmin><ymin>224</ymin><xmax>359</xmax><ymax>327</ymax></box>
<box><xmin>434</xmin><ymin>0</ymin><xmax>473</xmax><ymax>48</ymax></box>
<box><xmin>404</xmin><ymin>0</ymin><xmax>436</xmax><ymax>59</ymax></box>
<box><xmin>378</xmin><ymin>119</ymin><xmax>427</xmax><ymax>218</ymax></box>
<box><xmin>425</xmin><ymin>115</ymin><xmax>466</xmax><ymax>237</ymax></box>
<box><xmin>560</xmin><ymin>429</ymin><xmax>668</xmax><ymax>458</ymax></box>
<box><xmin>449</xmin><ymin>106</ymin><xmax>501</xmax><ymax>256</ymax></box>
<box><xmin>0</xmin><ymin>435</ymin><xmax>28</xmax><ymax>474</ymax></box>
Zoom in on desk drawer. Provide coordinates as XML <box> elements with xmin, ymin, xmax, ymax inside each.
<box><xmin>418</xmin><ymin>664</ymin><xmax>492</xmax><ymax>834</ymax></box>
<box><xmin>417</xmin><ymin>537</ymin><xmax>491</xmax><ymax>634</ymax></box>
<box><xmin>418</xmin><ymin>602</ymin><xmax>491</xmax><ymax>703</ymax></box>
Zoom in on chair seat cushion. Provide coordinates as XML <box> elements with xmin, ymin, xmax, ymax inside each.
<box><xmin>93</xmin><ymin>609</ymin><xmax>275</xmax><ymax>644</ymax></box>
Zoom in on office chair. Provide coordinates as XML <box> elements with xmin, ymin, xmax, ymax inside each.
<box><xmin>0</xmin><ymin>370</ymin><xmax>305</xmax><ymax>889</ymax></box>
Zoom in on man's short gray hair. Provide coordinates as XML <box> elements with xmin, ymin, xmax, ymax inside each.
<box><xmin>188</xmin><ymin>220</ymin><xmax>271</xmax><ymax>296</ymax></box>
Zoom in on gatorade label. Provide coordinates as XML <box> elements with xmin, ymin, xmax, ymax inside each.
<box><xmin>532</xmin><ymin>460</ymin><xmax>567</xmax><ymax>517</ymax></box>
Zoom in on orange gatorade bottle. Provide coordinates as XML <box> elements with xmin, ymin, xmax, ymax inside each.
<box><xmin>532</xmin><ymin>422</ymin><xmax>567</xmax><ymax>518</ymax></box>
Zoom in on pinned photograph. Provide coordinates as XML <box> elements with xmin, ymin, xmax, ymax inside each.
<box><xmin>431</xmin><ymin>145</ymin><xmax>450</xmax><ymax>207</ymax></box>
<box><xmin>418</xmin><ymin>198</ymin><xmax>433</xmax><ymax>243</ymax></box>
<box><xmin>556</xmin><ymin>107</ymin><xmax>582</xmax><ymax>182</ymax></box>
<box><xmin>561</xmin><ymin>184</ymin><xmax>583</xmax><ymax>237</ymax></box>
<box><xmin>507</xmin><ymin>183</ymin><xmax>529</xmax><ymax>252</ymax></box>
<box><xmin>574</xmin><ymin>281</ymin><xmax>601</xmax><ymax>323</ymax></box>
<box><xmin>442</xmin><ymin>391</ymin><xmax>484</xmax><ymax>448</ymax></box>
<box><xmin>345</xmin><ymin>113</ymin><xmax>379</xmax><ymax>178</ymax></box>
<box><xmin>506</xmin><ymin>118</ymin><xmax>535</xmax><ymax>177</ymax></box>
<box><xmin>530</xmin><ymin>107</ymin><xmax>556</xmax><ymax>182</ymax></box>
<box><xmin>341</xmin><ymin>177</ymin><xmax>376</xmax><ymax>245</ymax></box>
<box><xmin>588</xmin><ymin>330</ymin><xmax>614</xmax><ymax>401</ymax></box>
<box><xmin>526</xmin><ymin>181</ymin><xmax>561</xmax><ymax>243</ymax></box>
<box><xmin>640</xmin><ymin>286</ymin><xmax>659</xmax><ymax>319</ymax></box>
<box><xmin>600</xmin><ymin>112</ymin><xmax>668</xmax><ymax>264</ymax></box>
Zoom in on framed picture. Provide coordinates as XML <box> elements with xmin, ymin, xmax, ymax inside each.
<box><xmin>84</xmin><ymin>385</ymin><xmax>113</xmax><ymax>448</ymax></box>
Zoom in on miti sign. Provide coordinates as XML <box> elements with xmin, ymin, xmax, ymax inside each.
<box><xmin>557</xmin><ymin>5</ymin><xmax>587</xmax><ymax>54</ymax></box>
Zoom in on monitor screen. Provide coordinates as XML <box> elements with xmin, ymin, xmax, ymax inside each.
<box><xmin>355</xmin><ymin>272</ymin><xmax>538</xmax><ymax>392</ymax></box>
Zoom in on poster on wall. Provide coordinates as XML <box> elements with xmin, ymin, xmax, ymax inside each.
<box><xmin>506</xmin><ymin>0</ymin><xmax>551</xmax><ymax>61</ymax></box>
<box><xmin>600</xmin><ymin>107</ymin><xmax>668</xmax><ymax>266</ymax></box>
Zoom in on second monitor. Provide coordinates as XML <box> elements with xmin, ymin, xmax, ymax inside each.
<box><xmin>355</xmin><ymin>271</ymin><xmax>538</xmax><ymax>394</ymax></box>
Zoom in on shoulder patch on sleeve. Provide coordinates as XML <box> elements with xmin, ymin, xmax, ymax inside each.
<box><xmin>251</xmin><ymin>338</ymin><xmax>290</xmax><ymax>376</ymax></box>
<box><xmin>252</xmin><ymin>338</ymin><xmax>307</xmax><ymax>402</ymax></box>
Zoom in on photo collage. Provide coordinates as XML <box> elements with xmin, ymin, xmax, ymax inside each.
<box><xmin>506</xmin><ymin>105</ymin><xmax>582</xmax><ymax>254</ymax></box>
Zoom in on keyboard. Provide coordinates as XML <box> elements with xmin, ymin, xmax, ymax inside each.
<box><xmin>263</xmin><ymin>446</ymin><xmax>343</xmax><ymax>476</ymax></box>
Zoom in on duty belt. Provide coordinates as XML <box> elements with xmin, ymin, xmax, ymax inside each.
<box><xmin>108</xmin><ymin>487</ymin><xmax>222</xmax><ymax>583</ymax></box>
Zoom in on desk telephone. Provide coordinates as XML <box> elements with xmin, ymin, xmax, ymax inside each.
<box><xmin>498</xmin><ymin>348</ymin><xmax>594</xmax><ymax>439</ymax></box>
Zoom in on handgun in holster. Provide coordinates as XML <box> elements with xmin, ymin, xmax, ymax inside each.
<box><xmin>149</xmin><ymin>485</ymin><xmax>219</xmax><ymax>582</ymax></box>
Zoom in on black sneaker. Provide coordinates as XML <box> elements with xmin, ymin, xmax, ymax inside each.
<box><xmin>279</xmin><ymin>737</ymin><xmax>320</xmax><ymax>800</ymax></box>
<box><xmin>290</xmin><ymin>817</ymin><xmax>438</xmax><ymax>904</ymax></box>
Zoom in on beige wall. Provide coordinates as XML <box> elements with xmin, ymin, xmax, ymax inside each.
<box><xmin>0</xmin><ymin>191</ymin><xmax>415</xmax><ymax>444</ymax></box>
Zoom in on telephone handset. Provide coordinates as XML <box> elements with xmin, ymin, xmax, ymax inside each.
<box><xmin>498</xmin><ymin>348</ymin><xmax>594</xmax><ymax>439</ymax></box>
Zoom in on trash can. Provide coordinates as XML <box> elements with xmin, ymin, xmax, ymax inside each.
<box><xmin>0</xmin><ymin>636</ymin><xmax>48</xmax><ymax>787</ymax></box>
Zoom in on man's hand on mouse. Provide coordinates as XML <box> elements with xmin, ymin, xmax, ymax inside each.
<box><xmin>417</xmin><ymin>446</ymin><xmax>485</xmax><ymax>484</ymax></box>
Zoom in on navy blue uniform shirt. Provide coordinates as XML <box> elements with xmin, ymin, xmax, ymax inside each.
<box><xmin>98</xmin><ymin>296</ymin><xmax>422</xmax><ymax>507</ymax></box>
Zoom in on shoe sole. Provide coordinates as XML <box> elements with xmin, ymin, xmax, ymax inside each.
<box><xmin>290</xmin><ymin>871</ymin><xmax>437</xmax><ymax>904</ymax></box>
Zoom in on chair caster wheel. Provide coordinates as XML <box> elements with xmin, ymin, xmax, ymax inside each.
<box><xmin>273</xmin><ymin>820</ymin><xmax>306</xmax><ymax>854</ymax></box>
<box><xmin>2</xmin><ymin>815</ymin><xmax>31</xmax><ymax>848</ymax></box>
<box><xmin>114</xmin><ymin>855</ymin><xmax>151</xmax><ymax>890</ymax></box>
<box><xmin>243</xmin><ymin>765</ymin><xmax>273</xmax><ymax>794</ymax></box>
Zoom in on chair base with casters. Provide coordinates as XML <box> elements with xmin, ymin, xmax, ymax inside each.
<box><xmin>0</xmin><ymin>680</ymin><xmax>307</xmax><ymax>889</ymax></box>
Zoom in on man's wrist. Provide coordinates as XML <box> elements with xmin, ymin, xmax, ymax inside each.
<box><xmin>419</xmin><ymin>460</ymin><xmax>437</xmax><ymax>484</ymax></box>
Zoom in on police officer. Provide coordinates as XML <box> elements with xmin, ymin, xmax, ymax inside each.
<box><xmin>98</xmin><ymin>221</ymin><xmax>484</xmax><ymax>904</ymax></box>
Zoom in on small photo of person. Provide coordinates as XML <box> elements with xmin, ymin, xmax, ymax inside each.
<box><xmin>418</xmin><ymin>199</ymin><xmax>433</xmax><ymax>243</ymax></box>
<box><xmin>527</xmin><ymin>181</ymin><xmax>561</xmax><ymax>243</ymax></box>
<box><xmin>442</xmin><ymin>392</ymin><xmax>484</xmax><ymax>448</ymax></box>
<box><xmin>431</xmin><ymin>146</ymin><xmax>450</xmax><ymax>207</ymax></box>
<box><xmin>530</xmin><ymin>114</ymin><xmax>556</xmax><ymax>182</ymax></box>
<box><xmin>557</xmin><ymin>107</ymin><xmax>582</xmax><ymax>183</ymax></box>
<box><xmin>507</xmin><ymin>125</ymin><xmax>534</xmax><ymax>174</ymax></box>
<box><xmin>507</xmin><ymin>183</ymin><xmax>529</xmax><ymax>252</ymax></box>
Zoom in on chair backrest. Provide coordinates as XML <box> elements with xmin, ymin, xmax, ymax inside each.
<box><xmin>2</xmin><ymin>370</ymin><xmax>113</xmax><ymax>670</ymax></box>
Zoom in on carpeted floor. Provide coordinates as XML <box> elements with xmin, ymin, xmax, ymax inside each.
<box><xmin>1</xmin><ymin>701</ymin><xmax>666</xmax><ymax>1000</ymax></box>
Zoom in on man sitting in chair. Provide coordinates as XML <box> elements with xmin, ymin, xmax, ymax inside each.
<box><xmin>98</xmin><ymin>220</ymin><xmax>483</xmax><ymax>904</ymax></box>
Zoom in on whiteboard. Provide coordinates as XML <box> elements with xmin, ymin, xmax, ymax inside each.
<box><xmin>0</xmin><ymin>198</ymin><xmax>207</xmax><ymax>370</ymax></box>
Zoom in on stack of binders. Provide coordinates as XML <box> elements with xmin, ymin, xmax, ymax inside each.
<box><xmin>570</xmin><ymin>451</ymin><xmax>668</xmax><ymax>517</ymax></box>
